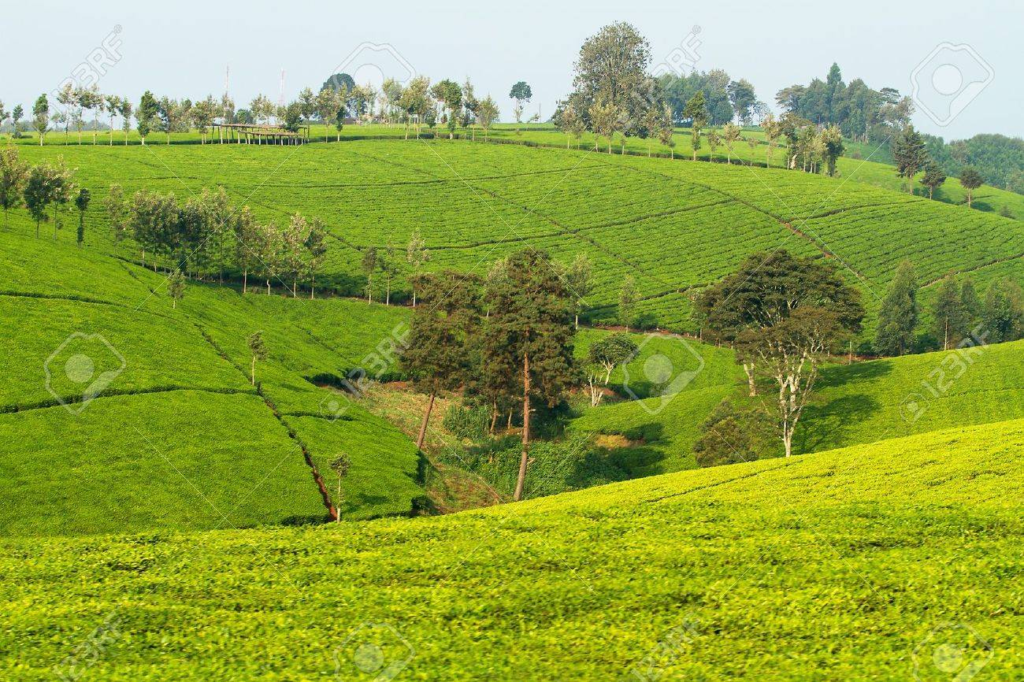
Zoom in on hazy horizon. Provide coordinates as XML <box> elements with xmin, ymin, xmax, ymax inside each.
<box><xmin>3</xmin><ymin>0</ymin><xmax>1020</xmax><ymax>141</ymax></box>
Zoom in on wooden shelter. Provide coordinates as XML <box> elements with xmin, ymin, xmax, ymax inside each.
<box><xmin>211</xmin><ymin>122</ymin><xmax>311</xmax><ymax>145</ymax></box>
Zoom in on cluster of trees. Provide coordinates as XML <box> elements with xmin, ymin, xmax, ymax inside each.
<box><xmin>0</xmin><ymin>146</ymin><xmax>90</xmax><ymax>243</ymax></box>
<box><xmin>110</xmin><ymin>185</ymin><xmax>332</xmax><ymax>298</ymax></box>
<box><xmin>892</xmin><ymin>125</ymin><xmax>985</xmax><ymax>205</ymax></box>
<box><xmin>553</xmin><ymin>23</ymin><xmax>766</xmax><ymax>158</ymax></box>
<box><xmin>751</xmin><ymin>113</ymin><xmax>847</xmax><ymax>175</ymax></box>
<box><xmin>875</xmin><ymin>261</ymin><xmax>1024</xmax><ymax>355</ymax></box>
<box><xmin>401</xmin><ymin>249</ymin><xmax>578</xmax><ymax>501</ymax></box>
<box><xmin>553</xmin><ymin>22</ymin><xmax>674</xmax><ymax>155</ymax></box>
<box><xmin>693</xmin><ymin>250</ymin><xmax>865</xmax><ymax>458</ymax></box>
<box><xmin>253</xmin><ymin>75</ymin><xmax>507</xmax><ymax>142</ymax></box>
<box><xmin>923</xmin><ymin>133</ymin><xmax>1024</xmax><ymax>199</ymax></box>
<box><xmin>5</xmin><ymin>75</ymin><xmax>507</xmax><ymax>147</ymax></box>
<box><xmin>662</xmin><ymin>71</ymin><xmax>762</xmax><ymax>127</ymax></box>
<box><xmin>776</xmin><ymin>63</ymin><xmax>913</xmax><ymax>145</ymax></box>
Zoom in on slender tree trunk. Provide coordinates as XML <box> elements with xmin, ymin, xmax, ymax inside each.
<box><xmin>310</xmin><ymin>275</ymin><xmax>315</xmax><ymax>300</ymax></box>
<box><xmin>744</xmin><ymin>362</ymin><xmax>757</xmax><ymax>397</ymax></box>
<box><xmin>489</xmin><ymin>402</ymin><xmax>498</xmax><ymax>434</ymax></box>
<box><xmin>513</xmin><ymin>353</ymin><xmax>531</xmax><ymax>502</ymax></box>
<box><xmin>242</xmin><ymin>268</ymin><xmax>248</xmax><ymax>294</ymax></box>
<box><xmin>251</xmin><ymin>356</ymin><xmax>256</xmax><ymax>385</ymax></box>
<box><xmin>416</xmin><ymin>392</ymin><xmax>435</xmax><ymax>451</ymax></box>
<box><xmin>336</xmin><ymin>477</ymin><xmax>342</xmax><ymax>523</ymax></box>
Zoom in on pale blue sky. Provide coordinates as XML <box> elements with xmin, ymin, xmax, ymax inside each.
<box><xmin>3</xmin><ymin>0</ymin><xmax>1019</xmax><ymax>140</ymax></box>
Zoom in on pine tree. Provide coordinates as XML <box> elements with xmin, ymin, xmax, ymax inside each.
<box><xmin>893</xmin><ymin>125</ymin><xmax>927</xmax><ymax>192</ymax></box>
<box><xmin>484</xmin><ymin>248</ymin><xmax>576</xmax><ymax>501</ymax></box>
<box><xmin>931</xmin><ymin>276</ymin><xmax>968</xmax><ymax>350</ymax></box>
<box><xmin>875</xmin><ymin>260</ymin><xmax>918</xmax><ymax>355</ymax></box>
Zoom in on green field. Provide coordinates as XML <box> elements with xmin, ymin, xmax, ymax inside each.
<box><xmin>7</xmin><ymin>137</ymin><xmax>1023</xmax><ymax>344</ymax></box>
<box><xmin>12</xmin><ymin>120</ymin><xmax>1022</xmax><ymax>219</ymax></box>
<box><xmin>569</xmin><ymin>331</ymin><xmax>1024</xmax><ymax>472</ymax></box>
<box><xmin>3</xmin><ymin>418</ymin><xmax>1022</xmax><ymax>679</ymax></box>
<box><xmin>0</xmin><ymin>229</ymin><xmax>423</xmax><ymax>535</ymax></box>
<box><xmin>6</xmin><ymin>136</ymin><xmax>1024</xmax><ymax>534</ymax></box>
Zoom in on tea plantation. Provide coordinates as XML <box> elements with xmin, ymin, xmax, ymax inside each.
<box><xmin>2</xmin><ymin>418</ymin><xmax>1022</xmax><ymax>680</ymax></box>
<box><xmin>7</xmin><ymin>138</ymin><xmax>1023</xmax><ymax>341</ymax></box>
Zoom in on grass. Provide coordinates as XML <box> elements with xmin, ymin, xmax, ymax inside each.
<box><xmin>2</xmin><ymin>418</ymin><xmax>1022</xmax><ymax>679</ymax></box>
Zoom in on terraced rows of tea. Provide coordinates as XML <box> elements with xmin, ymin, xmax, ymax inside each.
<box><xmin>5</xmin><ymin>418</ymin><xmax>1024</xmax><ymax>679</ymax></box>
<box><xmin>11</xmin><ymin>140</ymin><xmax>1023</xmax><ymax>336</ymax></box>
<box><xmin>0</xmin><ymin>231</ymin><xmax>422</xmax><ymax>536</ymax></box>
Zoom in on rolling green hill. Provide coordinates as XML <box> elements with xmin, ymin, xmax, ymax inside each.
<box><xmin>7</xmin><ymin>137</ymin><xmax>1024</xmax><ymax>344</ymax></box>
<box><xmin>6</xmin><ymin>137</ymin><xmax>1024</xmax><ymax>534</ymax></box>
<box><xmin>3</xmin><ymin>419</ymin><xmax>1022</xmax><ymax>680</ymax></box>
<box><xmin>0</xmin><ymin>230</ymin><xmax>423</xmax><ymax>535</ymax></box>
<box><xmin>571</xmin><ymin>333</ymin><xmax>1024</xmax><ymax>474</ymax></box>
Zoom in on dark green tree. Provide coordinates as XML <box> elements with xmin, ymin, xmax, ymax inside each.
<box><xmin>921</xmin><ymin>162</ymin><xmax>946</xmax><ymax>199</ymax></box>
<box><xmin>693</xmin><ymin>400</ymin><xmax>774</xmax><ymax>467</ymax></box>
<box><xmin>694</xmin><ymin>249</ymin><xmax>864</xmax><ymax>396</ymax></box>
<box><xmin>875</xmin><ymin>260</ymin><xmax>918</xmax><ymax>356</ymax></box>
<box><xmin>959</xmin><ymin>167</ymin><xmax>984</xmax><ymax>208</ymax></box>
<box><xmin>484</xmin><ymin>248</ymin><xmax>576</xmax><ymax>501</ymax></box>
<box><xmin>74</xmin><ymin>187</ymin><xmax>90</xmax><ymax>247</ymax></box>
<box><xmin>11</xmin><ymin>105</ymin><xmax>24</xmax><ymax>138</ymax></box>
<box><xmin>932</xmin><ymin>276</ymin><xmax>969</xmax><ymax>350</ymax></box>
<box><xmin>893</xmin><ymin>125</ymin><xmax>927</xmax><ymax>191</ymax></box>
<box><xmin>401</xmin><ymin>271</ymin><xmax>483</xmax><ymax>451</ymax></box>
<box><xmin>982</xmin><ymin>278</ymin><xmax>1024</xmax><ymax>343</ymax></box>
<box><xmin>23</xmin><ymin>165</ymin><xmax>51</xmax><ymax>238</ymax></box>
<box><xmin>136</xmin><ymin>91</ymin><xmax>159</xmax><ymax>145</ymax></box>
